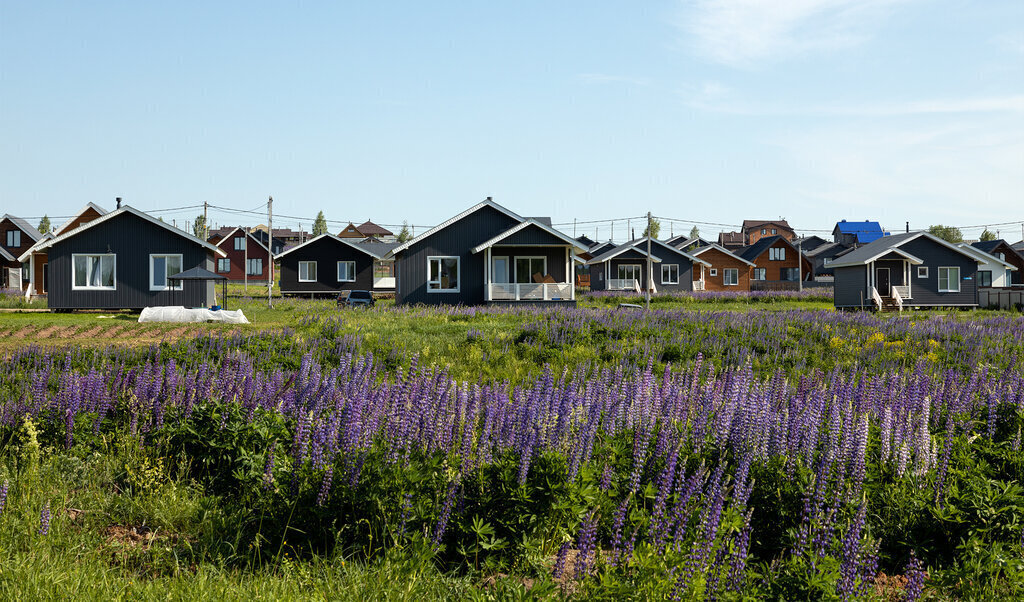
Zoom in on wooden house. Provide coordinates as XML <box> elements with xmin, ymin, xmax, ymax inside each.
<box><xmin>31</xmin><ymin>204</ymin><xmax>226</xmax><ymax>311</ymax></box>
<box><xmin>1</xmin><ymin>214</ymin><xmax>43</xmax><ymax>290</ymax></box>
<box><xmin>208</xmin><ymin>227</ymin><xmax>276</xmax><ymax>284</ymax></box>
<box><xmin>277</xmin><ymin>234</ymin><xmax>397</xmax><ymax>296</ymax></box>
<box><xmin>737</xmin><ymin>235</ymin><xmax>813</xmax><ymax>288</ymax></box>
<box><xmin>830</xmin><ymin>231</ymin><xmax>985</xmax><ymax>311</ymax></box>
<box><xmin>742</xmin><ymin>219</ymin><xmax>795</xmax><ymax>246</ymax></box>
<box><xmin>18</xmin><ymin>202</ymin><xmax>107</xmax><ymax>296</ymax></box>
<box><xmin>388</xmin><ymin>198</ymin><xmax>586</xmax><ymax>305</ymax></box>
<box><xmin>687</xmin><ymin>243</ymin><xmax>756</xmax><ymax>291</ymax></box>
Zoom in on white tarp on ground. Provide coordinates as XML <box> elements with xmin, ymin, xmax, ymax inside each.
<box><xmin>138</xmin><ymin>306</ymin><xmax>250</xmax><ymax>324</ymax></box>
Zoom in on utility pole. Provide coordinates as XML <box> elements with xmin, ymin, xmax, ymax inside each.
<box><xmin>797</xmin><ymin>239</ymin><xmax>803</xmax><ymax>292</ymax></box>
<box><xmin>244</xmin><ymin>225</ymin><xmax>249</xmax><ymax>294</ymax></box>
<box><xmin>267</xmin><ymin>196</ymin><xmax>274</xmax><ymax>308</ymax></box>
<box><xmin>573</xmin><ymin>218</ymin><xmax>576</xmax><ymax>239</ymax></box>
<box><xmin>203</xmin><ymin>201</ymin><xmax>208</xmax><ymax>239</ymax></box>
<box><xmin>646</xmin><ymin>211</ymin><xmax>652</xmax><ymax>310</ymax></box>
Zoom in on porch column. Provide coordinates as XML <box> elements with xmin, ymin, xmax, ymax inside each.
<box><xmin>485</xmin><ymin>247</ymin><xmax>491</xmax><ymax>301</ymax></box>
<box><xmin>26</xmin><ymin>254</ymin><xmax>34</xmax><ymax>299</ymax></box>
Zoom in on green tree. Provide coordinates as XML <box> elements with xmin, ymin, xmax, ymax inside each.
<box><xmin>688</xmin><ymin>225</ymin><xmax>700</xmax><ymax>240</ymax></box>
<box><xmin>193</xmin><ymin>214</ymin><xmax>208</xmax><ymax>239</ymax></box>
<box><xmin>397</xmin><ymin>220</ymin><xmax>412</xmax><ymax>243</ymax></box>
<box><xmin>312</xmin><ymin>211</ymin><xmax>328</xmax><ymax>236</ymax></box>
<box><xmin>927</xmin><ymin>224</ymin><xmax>964</xmax><ymax>243</ymax></box>
<box><xmin>642</xmin><ymin>218</ymin><xmax>661</xmax><ymax>239</ymax></box>
<box><xmin>37</xmin><ymin>215</ymin><xmax>51</xmax><ymax>234</ymax></box>
<box><xmin>979</xmin><ymin>228</ymin><xmax>997</xmax><ymax>242</ymax></box>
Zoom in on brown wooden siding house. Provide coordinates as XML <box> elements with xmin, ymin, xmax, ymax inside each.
<box><xmin>19</xmin><ymin>202</ymin><xmax>107</xmax><ymax>297</ymax></box>
<box><xmin>742</xmin><ymin>219</ymin><xmax>795</xmax><ymax>246</ymax></box>
<box><xmin>208</xmin><ymin>227</ymin><xmax>275</xmax><ymax>285</ymax></box>
<box><xmin>31</xmin><ymin>204</ymin><xmax>227</xmax><ymax>311</ymax></box>
<box><xmin>688</xmin><ymin>243</ymin><xmax>756</xmax><ymax>291</ymax></box>
<box><xmin>1</xmin><ymin>214</ymin><xmax>42</xmax><ymax>290</ymax></box>
<box><xmin>738</xmin><ymin>235</ymin><xmax>813</xmax><ymax>289</ymax></box>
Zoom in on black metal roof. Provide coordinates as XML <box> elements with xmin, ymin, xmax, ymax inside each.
<box><xmin>169</xmin><ymin>266</ymin><xmax>228</xmax><ymax>281</ymax></box>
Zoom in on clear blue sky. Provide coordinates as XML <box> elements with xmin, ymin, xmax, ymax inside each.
<box><xmin>2</xmin><ymin>1</ymin><xmax>1022</xmax><ymax>241</ymax></box>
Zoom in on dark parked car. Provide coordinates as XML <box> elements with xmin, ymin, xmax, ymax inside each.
<box><xmin>338</xmin><ymin>290</ymin><xmax>375</xmax><ymax>307</ymax></box>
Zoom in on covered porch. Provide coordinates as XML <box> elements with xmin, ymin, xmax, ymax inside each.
<box><xmin>472</xmin><ymin>219</ymin><xmax>586</xmax><ymax>303</ymax></box>
<box><xmin>866</xmin><ymin>250</ymin><xmax>922</xmax><ymax>311</ymax></box>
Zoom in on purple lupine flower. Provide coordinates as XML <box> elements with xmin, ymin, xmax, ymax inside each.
<box><xmin>39</xmin><ymin>501</ymin><xmax>51</xmax><ymax>535</ymax></box>
<box><xmin>903</xmin><ymin>551</ymin><xmax>926</xmax><ymax>602</ymax></box>
<box><xmin>552</xmin><ymin>541</ymin><xmax>571</xmax><ymax>579</ymax></box>
<box><xmin>574</xmin><ymin>509</ymin><xmax>599</xmax><ymax>579</ymax></box>
<box><xmin>431</xmin><ymin>480</ymin><xmax>459</xmax><ymax>549</ymax></box>
<box><xmin>0</xmin><ymin>480</ymin><xmax>8</xmax><ymax>515</ymax></box>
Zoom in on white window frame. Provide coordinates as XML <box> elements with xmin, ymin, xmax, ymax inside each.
<box><xmin>217</xmin><ymin>258</ymin><xmax>231</xmax><ymax>272</ymax></box>
<box><xmin>149</xmin><ymin>254</ymin><xmax>183</xmax><ymax>291</ymax></box>
<box><xmin>72</xmin><ymin>253</ymin><xmax>116</xmax><ymax>290</ymax></box>
<box><xmin>709</xmin><ymin>268</ymin><xmax>718</xmax><ymax>277</ymax></box>
<box><xmin>723</xmin><ymin>268</ymin><xmax>739</xmax><ymax>286</ymax></box>
<box><xmin>752</xmin><ymin>268</ymin><xmax>766</xmax><ymax>280</ymax></box>
<box><xmin>337</xmin><ymin>260</ymin><xmax>356</xmax><ymax>282</ymax></box>
<box><xmin>6</xmin><ymin>230</ymin><xmax>20</xmax><ymax>248</ymax></box>
<box><xmin>234</xmin><ymin>236</ymin><xmax>246</xmax><ymax>251</ymax></box>
<box><xmin>514</xmin><ymin>256</ymin><xmax>547</xmax><ymax>284</ymax></box>
<box><xmin>428</xmin><ymin>256</ymin><xmax>460</xmax><ymax>293</ymax></box>
<box><xmin>661</xmin><ymin>263</ymin><xmax>679</xmax><ymax>285</ymax></box>
<box><xmin>247</xmin><ymin>257</ymin><xmax>263</xmax><ymax>276</ymax></box>
<box><xmin>769</xmin><ymin>247</ymin><xmax>786</xmax><ymax>261</ymax></box>
<box><xmin>937</xmin><ymin>266</ymin><xmax>960</xmax><ymax>292</ymax></box>
<box><xmin>298</xmin><ymin>261</ymin><xmax>317</xmax><ymax>282</ymax></box>
<box><xmin>917</xmin><ymin>266</ymin><xmax>928</xmax><ymax>278</ymax></box>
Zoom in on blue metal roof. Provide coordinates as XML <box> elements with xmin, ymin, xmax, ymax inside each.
<box><xmin>833</xmin><ymin>220</ymin><xmax>887</xmax><ymax>243</ymax></box>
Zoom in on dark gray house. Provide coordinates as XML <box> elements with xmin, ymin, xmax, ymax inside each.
<box><xmin>31</xmin><ymin>205</ymin><xmax>226</xmax><ymax>311</ymax></box>
<box><xmin>276</xmin><ymin>234</ymin><xmax>397</xmax><ymax>296</ymax></box>
<box><xmin>804</xmin><ymin>242</ymin><xmax>853</xmax><ymax>280</ymax></box>
<box><xmin>586</xmin><ymin>239</ymin><xmax>709</xmax><ymax>293</ymax></box>
<box><xmin>388</xmin><ymin>198</ymin><xmax>586</xmax><ymax>305</ymax></box>
<box><xmin>830</xmin><ymin>231</ymin><xmax>984</xmax><ymax>311</ymax></box>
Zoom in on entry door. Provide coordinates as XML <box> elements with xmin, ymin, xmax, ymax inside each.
<box><xmin>492</xmin><ymin>256</ymin><xmax>510</xmax><ymax>283</ymax></box>
<box><xmin>876</xmin><ymin>268</ymin><xmax>890</xmax><ymax>295</ymax></box>
<box><xmin>42</xmin><ymin>263</ymin><xmax>48</xmax><ymax>293</ymax></box>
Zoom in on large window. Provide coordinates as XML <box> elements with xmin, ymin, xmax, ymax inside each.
<box><xmin>234</xmin><ymin>236</ymin><xmax>246</xmax><ymax>251</ymax></box>
<box><xmin>298</xmin><ymin>261</ymin><xmax>317</xmax><ymax>282</ymax></box>
<box><xmin>247</xmin><ymin>258</ymin><xmax>263</xmax><ymax>276</ymax></box>
<box><xmin>337</xmin><ymin>260</ymin><xmax>356</xmax><ymax>282</ymax></box>
<box><xmin>769</xmin><ymin>247</ymin><xmax>786</xmax><ymax>261</ymax></box>
<box><xmin>752</xmin><ymin>268</ymin><xmax>766</xmax><ymax>280</ymax></box>
<box><xmin>72</xmin><ymin>254</ymin><xmax>116</xmax><ymax>290</ymax></box>
<box><xmin>428</xmin><ymin>256</ymin><xmax>459</xmax><ymax>292</ymax></box>
<box><xmin>217</xmin><ymin>258</ymin><xmax>230</xmax><ymax>272</ymax></box>
<box><xmin>6</xmin><ymin>230</ymin><xmax>20</xmax><ymax>247</ymax></box>
<box><xmin>723</xmin><ymin>268</ymin><xmax>739</xmax><ymax>286</ymax></box>
<box><xmin>781</xmin><ymin>267</ymin><xmax>800</xmax><ymax>281</ymax></box>
<box><xmin>515</xmin><ymin>256</ymin><xmax>547</xmax><ymax>283</ymax></box>
<box><xmin>150</xmin><ymin>254</ymin><xmax>183</xmax><ymax>291</ymax></box>
<box><xmin>617</xmin><ymin>264</ymin><xmax>641</xmax><ymax>283</ymax></box>
<box><xmin>661</xmin><ymin>264</ymin><xmax>679</xmax><ymax>285</ymax></box>
<box><xmin>938</xmin><ymin>266</ymin><xmax>960</xmax><ymax>292</ymax></box>
<box><xmin>977</xmin><ymin>270</ymin><xmax>992</xmax><ymax>288</ymax></box>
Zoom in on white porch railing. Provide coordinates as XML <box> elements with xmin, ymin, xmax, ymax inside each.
<box><xmin>373</xmin><ymin>276</ymin><xmax>396</xmax><ymax>289</ymax></box>
<box><xmin>871</xmin><ymin>286</ymin><xmax>882</xmax><ymax>309</ymax></box>
<box><xmin>892</xmin><ymin>285</ymin><xmax>910</xmax><ymax>300</ymax></box>
<box><xmin>608</xmin><ymin>278</ymin><xmax>640</xmax><ymax>291</ymax></box>
<box><xmin>490</xmin><ymin>282</ymin><xmax>573</xmax><ymax>301</ymax></box>
<box><xmin>892</xmin><ymin>286</ymin><xmax>904</xmax><ymax>312</ymax></box>
<box><xmin>693</xmin><ymin>280</ymin><xmax>705</xmax><ymax>291</ymax></box>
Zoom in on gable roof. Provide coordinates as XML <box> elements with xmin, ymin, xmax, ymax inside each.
<box><xmin>356</xmin><ymin>220</ymin><xmax>393</xmax><ymax>236</ymax></box>
<box><xmin>828</xmin><ymin>231</ymin><xmax>982</xmax><ymax>269</ymax></box>
<box><xmin>54</xmin><ymin>202</ymin><xmax>107</xmax><ymax>236</ymax></box>
<box><xmin>586</xmin><ymin>240</ymin><xmax>662</xmax><ymax>265</ymax></box>
<box><xmin>804</xmin><ymin>241</ymin><xmax>851</xmax><ymax>258</ymax></box>
<box><xmin>470</xmin><ymin>219</ymin><xmax>588</xmax><ymax>254</ymax></box>
<box><xmin>627</xmin><ymin>238</ymin><xmax>711</xmax><ymax>267</ymax></box>
<box><xmin>0</xmin><ymin>246</ymin><xmax>14</xmax><ymax>262</ymax></box>
<box><xmin>213</xmin><ymin>226</ymin><xmax>271</xmax><ymax>253</ymax></box>
<box><xmin>1</xmin><ymin>214</ymin><xmax>42</xmax><ymax>242</ymax></box>
<box><xmin>274</xmin><ymin>232</ymin><xmax>398</xmax><ymax>260</ymax></box>
<box><xmin>689</xmin><ymin>242</ymin><xmax>757</xmax><ymax>266</ymax></box>
<box><xmin>668</xmin><ymin>235</ymin><xmax>711</xmax><ymax>250</ymax></box>
<box><xmin>832</xmin><ymin>220</ymin><xmax>887</xmax><ymax>244</ymax></box>
<box><xmin>31</xmin><ymin>205</ymin><xmax>227</xmax><ymax>257</ymax></box>
<box><xmin>956</xmin><ymin>243</ymin><xmax>1017</xmax><ymax>270</ymax></box>
<box><xmin>737</xmin><ymin>235</ymin><xmax>799</xmax><ymax>263</ymax></box>
<box><xmin>971</xmin><ymin>239</ymin><xmax>1016</xmax><ymax>256</ymax></box>
<box><xmin>742</xmin><ymin>219</ymin><xmax>792</xmax><ymax>232</ymax></box>
<box><xmin>390</xmin><ymin>197</ymin><xmax>523</xmax><ymax>255</ymax></box>
<box><xmin>717</xmin><ymin>231</ymin><xmax>744</xmax><ymax>246</ymax></box>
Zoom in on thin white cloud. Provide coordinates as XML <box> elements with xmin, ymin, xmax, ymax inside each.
<box><xmin>576</xmin><ymin>73</ymin><xmax>651</xmax><ymax>86</ymax></box>
<box><xmin>680</xmin><ymin>0</ymin><xmax>913</xmax><ymax>67</ymax></box>
<box><xmin>680</xmin><ymin>91</ymin><xmax>1024</xmax><ymax>116</ymax></box>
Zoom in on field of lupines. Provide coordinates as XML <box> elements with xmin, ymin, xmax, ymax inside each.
<box><xmin>0</xmin><ymin>302</ymin><xmax>1022</xmax><ymax>599</ymax></box>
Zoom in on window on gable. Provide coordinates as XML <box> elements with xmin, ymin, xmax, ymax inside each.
<box><xmin>73</xmin><ymin>254</ymin><xmax>116</xmax><ymax>289</ymax></box>
<box><xmin>234</xmin><ymin>236</ymin><xmax>246</xmax><ymax>251</ymax></box>
<box><xmin>771</xmin><ymin>228</ymin><xmax>777</xmax><ymax>235</ymax></box>
<box><xmin>6</xmin><ymin>230</ymin><xmax>20</xmax><ymax>248</ymax></box>
<box><xmin>150</xmin><ymin>254</ymin><xmax>183</xmax><ymax>291</ymax></box>
<box><xmin>761</xmin><ymin>229</ymin><xmax>766</xmax><ymax>235</ymax></box>
<box><xmin>299</xmin><ymin>261</ymin><xmax>317</xmax><ymax>282</ymax></box>
<box><xmin>769</xmin><ymin>247</ymin><xmax>786</xmax><ymax>261</ymax></box>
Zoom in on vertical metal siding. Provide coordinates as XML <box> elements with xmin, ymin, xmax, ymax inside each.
<box><xmin>279</xmin><ymin>237</ymin><xmax>375</xmax><ymax>294</ymax></box>
<box><xmin>834</xmin><ymin>265</ymin><xmax>868</xmax><ymax>307</ymax></box>
<box><xmin>901</xmin><ymin>238</ymin><xmax>978</xmax><ymax>306</ymax></box>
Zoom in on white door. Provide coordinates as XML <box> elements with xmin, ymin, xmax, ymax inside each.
<box><xmin>492</xmin><ymin>256</ymin><xmax>510</xmax><ymax>283</ymax></box>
